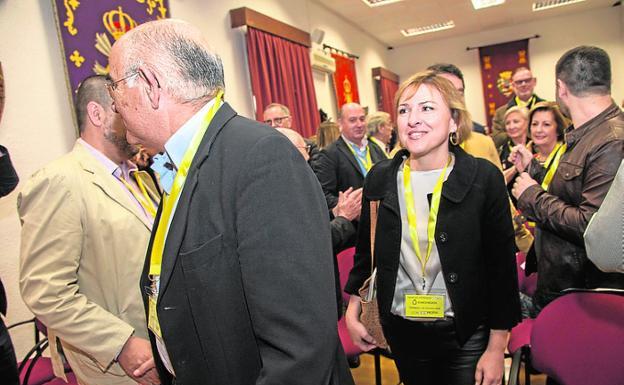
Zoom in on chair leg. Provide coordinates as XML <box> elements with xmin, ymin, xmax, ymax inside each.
<box><xmin>508</xmin><ymin>348</ymin><xmax>523</xmax><ymax>385</ymax></box>
<box><xmin>374</xmin><ymin>349</ymin><xmax>382</xmax><ymax>385</ymax></box>
<box><xmin>524</xmin><ymin>347</ymin><xmax>531</xmax><ymax>385</ymax></box>
<box><xmin>22</xmin><ymin>339</ymin><xmax>49</xmax><ymax>385</ymax></box>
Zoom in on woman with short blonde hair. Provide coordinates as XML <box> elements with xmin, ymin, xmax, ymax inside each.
<box><xmin>345</xmin><ymin>70</ymin><xmax>520</xmax><ymax>385</ymax></box>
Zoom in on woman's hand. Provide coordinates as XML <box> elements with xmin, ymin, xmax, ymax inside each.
<box><xmin>475</xmin><ymin>329</ymin><xmax>507</xmax><ymax>385</ymax></box>
<box><xmin>345</xmin><ymin>295</ymin><xmax>378</xmax><ymax>351</ymax></box>
<box><xmin>508</xmin><ymin>145</ymin><xmax>533</xmax><ymax>173</ymax></box>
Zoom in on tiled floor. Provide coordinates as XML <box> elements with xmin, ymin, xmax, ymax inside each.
<box><xmin>350</xmin><ymin>354</ymin><xmax>548</xmax><ymax>385</ymax></box>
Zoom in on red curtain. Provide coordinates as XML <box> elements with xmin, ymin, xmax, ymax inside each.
<box><xmin>246</xmin><ymin>27</ymin><xmax>319</xmax><ymax>138</ymax></box>
<box><xmin>331</xmin><ymin>53</ymin><xmax>360</xmax><ymax>108</ymax></box>
<box><xmin>378</xmin><ymin>77</ymin><xmax>399</xmax><ymax>123</ymax></box>
<box><xmin>478</xmin><ymin>39</ymin><xmax>530</xmax><ymax>128</ymax></box>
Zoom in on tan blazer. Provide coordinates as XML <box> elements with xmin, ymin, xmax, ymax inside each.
<box><xmin>18</xmin><ymin>141</ymin><xmax>158</xmax><ymax>385</ymax></box>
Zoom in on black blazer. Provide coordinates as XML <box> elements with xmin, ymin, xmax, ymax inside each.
<box><xmin>345</xmin><ymin>146</ymin><xmax>521</xmax><ymax>344</ymax></box>
<box><xmin>140</xmin><ymin>103</ymin><xmax>353</xmax><ymax>385</ymax></box>
<box><xmin>312</xmin><ymin>136</ymin><xmax>387</xmax><ymax>209</ymax></box>
<box><xmin>0</xmin><ymin>145</ymin><xmax>18</xmax><ymax>198</ymax></box>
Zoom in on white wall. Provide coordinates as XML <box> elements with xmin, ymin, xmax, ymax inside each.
<box><xmin>0</xmin><ymin>0</ymin><xmax>390</xmax><ymax>357</ymax></box>
<box><xmin>0</xmin><ymin>0</ymin><xmax>78</xmax><ymax>356</ymax></box>
<box><xmin>389</xmin><ymin>6</ymin><xmax>624</xmax><ymax>126</ymax></box>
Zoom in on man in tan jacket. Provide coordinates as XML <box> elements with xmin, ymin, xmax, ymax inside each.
<box><xmin>18</xmin><ymin>75</ymin><xmax>160</xmax><ymax>385</ymax></box>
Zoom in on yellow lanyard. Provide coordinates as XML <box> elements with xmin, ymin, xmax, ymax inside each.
<box><xmin>515</xmin><ymin>95</ymin><xmax>535</xmax><ymax>109</ymax></box>
<box><xmin>403</xmin><ymin>157</ymin><xmax>450</xmax><ymax>290</ymax></box>
<box><xmin>370</xmin><ymin>137</ymin><xmax>390</xmax><ymax>158</ymax></box>
<box><xmin>118</xmin><ymin>173</ymin><xmax>157</xmax><ymax>218</ymax></box>
<box><xmin>149</xmin><ymin>92</ymin><xmax>223</xmax><ymax>277</ymax></box>
<box><xmin>541</xmin><ymin>142</ymin><xmax>567</xmax><ymax>191</ymax></box>
<box><xmin>346</xmin><ymin>142</ymin><xmax>373</xmax><ymax>172</ymax></box>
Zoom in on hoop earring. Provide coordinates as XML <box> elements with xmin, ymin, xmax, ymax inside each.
<box><xmin>449</xmin><ymin>131</ymin><xmax>459</xmax><ymax>146</ymax></box>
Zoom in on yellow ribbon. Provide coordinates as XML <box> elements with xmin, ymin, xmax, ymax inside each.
<box><xmin>149</xmin><ymin>91</ymin><xmax>223</xmax><ymax>277</ymax></box>
<box><xmin>541</xmin><ymin>142</ymin><xmax>566</xmax><ymax>191</ymax></box>
<box><xmin>346</xmin><ymin>142</ymin><xmax>373</xmax><ymax>172</ymax></box>
<box><xmin>118</xmin><ymin>173</ymin><xmax>157</xmax><ymax>218</ymax></box>
<box><xmin>403</xmin><ymin>157</ymin><xmax>450</xmax><ymax>290</ymax></box>
<box><xmin>369</xmin><ymin>137</ymin><xmax>390</xmax><ymax>158</ymax></box>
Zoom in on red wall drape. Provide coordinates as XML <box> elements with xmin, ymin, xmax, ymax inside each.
<box><xmin>331</xmin><ymin>53</ymin><xmax>360</xmax><ymax>107</ymax></box>
<box><xmin>378</xmin><ymin>77</ymin><xmax>399</xmax><ymax>123</ymax></box>
<box><xmin>478</xmin><ymin>38</ymin><xmax>530</xmax><ymax>128</ymax></box>
<box><xmin>246</xmin><ymin>27</ymin><xmax>320</xmax><ymax>138</ymax></box>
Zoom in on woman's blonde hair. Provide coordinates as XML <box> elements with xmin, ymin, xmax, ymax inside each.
<box><xmin>316</xmin><ymin>121</ymin><xmax>340</xmax><ymax>149</ymax></box>
<box><xmin>394</xmin><ymin>70</ymin><xmax>472</xmax><ymax>145</ymax></box>
<box><xmin>504</xmin><ymin>106</ymin><xmax>529</xmax><ymax>123</ymax></box>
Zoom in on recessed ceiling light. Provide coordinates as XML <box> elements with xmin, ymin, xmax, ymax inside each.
<box><xmin>361</xmin><ymin>0</ymin><xmax>403</xmax><ymax>8</ymax></box>
<box><xmin>533</xmin><ymin>0</ymin><xmax>586</xmax><ymax>12</ymax></box>
<box><xmin>401</xmin><ymin>21</ymin><xmax>455</xmax><ymax>37</ymax></box>
<box><xmin>471</xmin><ymin>0</ymin><xmax>506</xmax><ymax>10</ymax></box>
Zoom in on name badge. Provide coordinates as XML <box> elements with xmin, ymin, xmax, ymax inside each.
<box><xmin>405</xmin><ymin>293</ymin><xmax>445</xmax><ymax>319</ymax></box>
<box><xmin>148</xmin><ymin>296</ymin><xmax>163</xmax><ymax>338</ymax></box>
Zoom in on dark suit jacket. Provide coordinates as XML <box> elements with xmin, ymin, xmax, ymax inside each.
<box><xmin>0</xmin><ymin>145</ymin><xmax>18</xmax><ymax>198</ymax></box>
<box><xmin>345</xmin><ymin>146</ymin><xmax>521</xmax><ymax>344</ymax></box>
<box><xmin>141</xmin><ymin>103</ymin><xmax>353</xmax><ymax>385</ymax></box>
<box><xmin>312</xmin><ymin>136</ymin><xmax>387</xmax><ymax>209</ymax></box>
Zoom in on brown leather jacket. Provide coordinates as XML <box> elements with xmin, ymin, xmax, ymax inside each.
<box><xmin>518</xmin><ymin>102</ymin><xmax>624</xmax><ymax>311</ymax></box>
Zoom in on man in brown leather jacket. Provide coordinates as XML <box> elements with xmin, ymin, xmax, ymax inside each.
<box><xmin>511</xmin><ymin>46</ymin><xmax>624</xmax><ymax>314</ymax></box>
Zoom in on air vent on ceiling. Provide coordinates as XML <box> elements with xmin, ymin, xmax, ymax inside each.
<box><xmin>533</xmin><ymin>0</ymin><xmax>586</xmax><ymax>12</ymax></box>
<box><xmin>401</xmin><ymin>21</ymin><xmax>455</xmax><ymax>37</ymax></box>
<box><xmin>361</xmin><ymin>0</ymin><xmax>403</xmax><ymax>7</ymax></box>
<box><xmin>471</xmin><ymin>0</ymin><xmax>506</xmax><ymax>10</ymax></box>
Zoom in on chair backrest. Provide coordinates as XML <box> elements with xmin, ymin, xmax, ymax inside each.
<box><xmin>531</xmin><ymin>291</ymin><xmax>624</xmax><ymax>385</ymax></box>
<box><xmin>336</xmin><ymin>247</ymin><xmax>356</xmax><ymax>303</ymax></box>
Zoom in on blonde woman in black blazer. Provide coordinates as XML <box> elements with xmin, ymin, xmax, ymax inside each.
<box><xmin>345</xmin><ymin>71</ymin><xmax>521</xmax><ymax>385</ymax></box>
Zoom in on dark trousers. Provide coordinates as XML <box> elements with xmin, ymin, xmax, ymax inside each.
<box><xmin>384</xmin><ymin>315</ymin><xmax>488</xmax><ymax>385</ymax></box>
<box><xmin>0</xmin><ymin>317</ymin><xmax>19</xmax><ymax>385</ymax></box>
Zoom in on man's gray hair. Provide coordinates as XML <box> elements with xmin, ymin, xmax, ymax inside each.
<box><xmin>119</xmin><ymin>19</ymin><xmax>225</xmax><ymax>104</ymax></box>
<box><xmin>366</xmin><ymin>111</ymin><xmax>390</xmax><ymax>136</ymax></box>
<box><xmin>264</xmin><ymin>103</ymin><xmax>290</xmax><ymax>116</ymax></box>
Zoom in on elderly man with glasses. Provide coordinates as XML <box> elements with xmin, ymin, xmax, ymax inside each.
<box><xmin>491</xmin><ymin>67</ymin><xmax>545</xmax><ymax>148</ymax></box>
<box><xmin>106</xmin><ymin>19</ymin><xmax>353</xmax><ymax>385</ymax></box>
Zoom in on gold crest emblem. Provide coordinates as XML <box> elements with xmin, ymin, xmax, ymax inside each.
<box><xmin>93</xmin><ymin>7</ymin><xmax>138</xmax><ymax>75</ymax></box>
<box><xmin>496</xmin><ymin>70</ymin><xmax>513</xmax><ymax>98</ymax></box>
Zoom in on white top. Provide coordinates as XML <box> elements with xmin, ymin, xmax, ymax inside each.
<box><xmin>391</xmin><ymin>156</ymin><xmax>455</xmax><ymax>319</ymax></box>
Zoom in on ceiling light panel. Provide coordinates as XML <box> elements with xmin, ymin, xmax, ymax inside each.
<box><xmin>471</xmin><ymin>0</ymin><xmax>506</xmax><ymax>10</ymax></box>
<box><xmin>361</xmin><ymin>0</ymin><xmax>403</xmax><ymax>7</ymax></box>
<box><xmin>533</xmin><ymin>0</ymin><xmax>586</xmax><ymax>12</ymax></box>
<box><xmin>401</xmin><ymin>21</ymin><xmax>455</xmax><ymax>37</ymax></box>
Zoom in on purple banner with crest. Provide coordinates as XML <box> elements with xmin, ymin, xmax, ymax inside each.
<box><xmin>53</xmin><ymin>0</ymin><xmax>170</xmax><ymax>107</ymax></box>
<box><xmin>478</xmin><ymin>39</ymin><xmax>530</xmax><ymax>128</ymax></box>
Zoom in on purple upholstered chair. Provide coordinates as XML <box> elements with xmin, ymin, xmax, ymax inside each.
<box><xmin>9</xmin><ymin>318</ymin><xmax>76</xmax><ymax>385</ymax></box>
<box><xmin>531</xmin><ymin>290</ymin><xmax>624</xmax><ymax>385</ymax></box>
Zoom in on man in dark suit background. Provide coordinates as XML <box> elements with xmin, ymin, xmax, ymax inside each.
<box><xmin>0</xmin><ymin>144</ymin><xmax>19</xmax><ymax>385</ymax></box>
<box><xmin>107</xmin><ymin>19</ymin><xmax>353</xmax><ymax>385</ymax></box>
<box><xmin>312</xmin><ymin>102</ymin><xmax>386</xmax><ymax>210</ymax></box>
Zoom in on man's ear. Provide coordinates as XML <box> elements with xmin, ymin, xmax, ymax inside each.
<box><xmin>140</xmin><ymin>66</ymin><xmax>161</xmax><ymax>110</ymax></box>
<box><xmin>556</xmin><ymin>79</ymin><xmax>567</xmax><ymax>99</ymax></box>
<box><xmin>86</xmin><ymin>101</ymin><xmax>105</xmax><ymax>127</ymax></box>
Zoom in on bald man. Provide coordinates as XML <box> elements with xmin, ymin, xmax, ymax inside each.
<box><xmin>312</xmin><ymin>103</ymin><xmax>386</xmax><ymax>211</ymax></box>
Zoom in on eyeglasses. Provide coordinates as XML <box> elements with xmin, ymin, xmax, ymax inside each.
<box><xmin>264</xmin><ymin>116</ymin><xmax>290</xmax><ymax>126</ymax></box>
<box><xmin>297</xmin><ymin>144</ymin><xmax>312</xmax><ymax>153</ymax></box>
<box><xmin>513</xmin><ymin>77</ymin><xmax>534</xmax><ymax>86</ymax></box>
<box><xmin>106</xmin><ymin>71</ymin><xmax>139</xmax><ymax>93</ymax></box>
